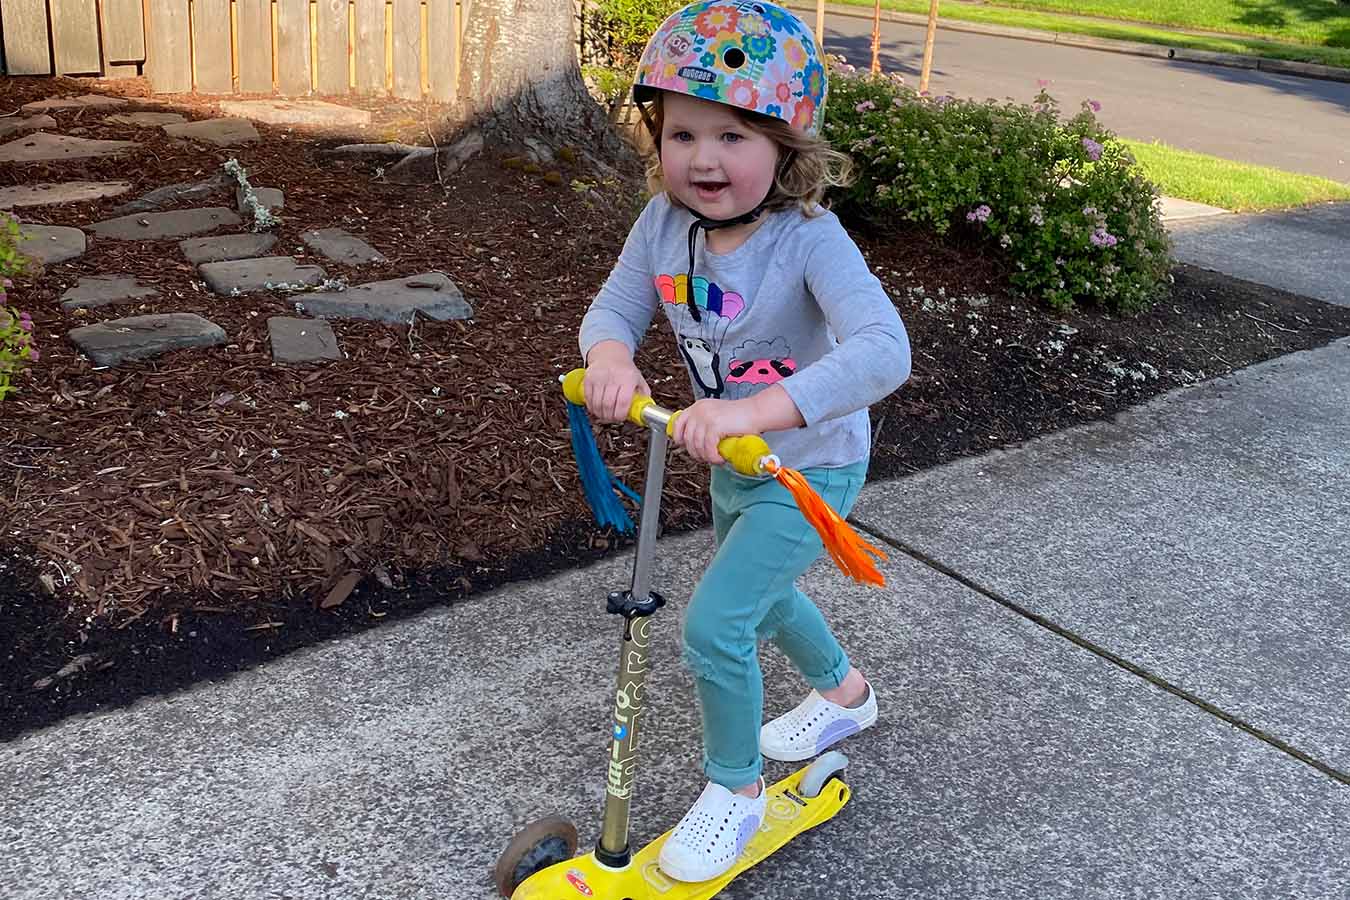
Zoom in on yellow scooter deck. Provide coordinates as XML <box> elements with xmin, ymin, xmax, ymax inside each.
<box><xmin>512</xmin><ymin>766</ymin><xmax>850</xmax><ymax>899</ymax></box>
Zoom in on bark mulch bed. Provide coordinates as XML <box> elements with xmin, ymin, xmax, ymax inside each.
<box><xmin>4</xmin><ymin>76</ymin><xmax>1350</xmax><ymax>741</ymax></box>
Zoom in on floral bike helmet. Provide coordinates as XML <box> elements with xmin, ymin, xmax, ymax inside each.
<box><xmin>634</xmin><ymin>1</ymin><xmax>828</xmax><ymax>138</ymax></box>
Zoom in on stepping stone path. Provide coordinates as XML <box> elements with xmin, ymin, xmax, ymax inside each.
<box><xmin>60</xmin><ymin>276</ymin><xmax>160</xmax><ymax>311</ymax></box>
<box><xmin>105</xmin><ymin>112</ymin><xmax>187</xmax><ymax>127</ymax></box>
<box><xmin>17</xmin><ymin>225</ymin><xmax>87</xmax><ymax>265</ymax></box>
<box><xmin>217</xmin><ymin>99</ymin><xmax>373</xmax><ymax>127</ymax></box>
<box><xmin>199</xmin><ymin>256</ymin><xmax>328</xmax><ymax>295</ymax></box>
<box><xmin>298</xmin><ymin>273</ymin><xmax>471</xmax><ymax>324</ymax></box>
<box><xmin>267</xmin><ymin>317</ymin><xmax>342</xmax><ymax>364</ymax></box>
<box><xmin>68</xmin><ymin>313</ymin><xmax>226</xmax><ymax>367</ymax></box>
<box><xmin>163</xmin><ymin>119</ymin><xmax>260</xmax><ymax>147</ymax></box>
<box><xmin>0</xmin><ymin>181</ymin><xmax>131</xmax><ymax>209</ymax></box>
<box><xmin>90</xmin><ymin>207</ymin><xmax>242</xmax><ymax>240</ymax></box>
<box><xmin>301</xmin><ymin>228</ymin><xmax>386</xmax><ymax>265</ymax></box>
<box><xmin>180</xmin><ymin>234</ymin><xmax>277</xmax><ymax>265</ymax></box>
<box><xmin>0</xmin><ymin>132</ymin><xmax>139</xmax><ymax>163</ymax></box>
<box><xmin>21</xmin><ymin>94</ymin><xmax>128</xmax><ymax>113</ymax></box>
<box><xmin>0</xmin><ymin>115</ymin><xmax>56</xmax><ymax>140</ymax></box>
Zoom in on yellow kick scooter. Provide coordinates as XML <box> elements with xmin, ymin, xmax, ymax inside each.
<box><xmin>493</xmin><ymin>369</ymin><xmax>885</xmax><ymax>899</ymax></box>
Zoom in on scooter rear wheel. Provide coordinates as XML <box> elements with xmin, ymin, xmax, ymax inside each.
<box><xmin>798</xmin><ymin>751</ymin><xmax>849</xmax><ymax>799</ymax></box>
<box><xmin>493</xmin><ymin>815</ymin><xmax>579</xmax><ymax>898</ymax></box>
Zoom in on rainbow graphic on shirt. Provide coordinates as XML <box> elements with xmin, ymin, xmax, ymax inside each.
<box><xmin>654</xmin><ymin>273</ymin><xmax>746</xmax><ymax>322</ymax></box>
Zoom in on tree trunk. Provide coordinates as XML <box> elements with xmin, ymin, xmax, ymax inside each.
<box><xmin>452</xmin><ymin>0</ymin><xmax>629</xmax><ymax>159</ymax></box>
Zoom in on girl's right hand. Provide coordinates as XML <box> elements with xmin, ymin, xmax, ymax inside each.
<box><xmin>584</xmin><ymin>342</ymin><xmax>651</xmax><ymax>424</ymax></box>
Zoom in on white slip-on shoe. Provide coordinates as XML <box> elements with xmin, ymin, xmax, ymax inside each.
<box><xmin>658</xmin><ymin>778</ymin><xmax>766</xmax><ymax>883</ymax></box>
<box><xmin>760</xmin><ymin>682</ymin><xmax>878</xmax><ymax>762</ymax></box>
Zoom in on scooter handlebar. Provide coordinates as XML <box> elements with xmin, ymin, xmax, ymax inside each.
<box><xmin>561</xmin><ymin>367</ymin><xmax>773</xmax><ymax>477</ymax></box>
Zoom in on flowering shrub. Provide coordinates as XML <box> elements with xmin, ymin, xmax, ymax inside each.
<box><xmin>0</xmin><ymin>215</ymin><xmax>36</xmax><ymax>400</ymax></box>
<box><xmin>825</xmin><ymin>64</ymin><xmax>1171</xmax><ymax>313</ymax></box>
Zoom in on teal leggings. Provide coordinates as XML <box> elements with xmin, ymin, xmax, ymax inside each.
<box><xmin>683</xmin><ymin>458</ymin><xmax>868</xmax><ymax>789</ymax></box>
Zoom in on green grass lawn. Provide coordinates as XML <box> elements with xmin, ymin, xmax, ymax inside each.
<box><xmin>1121</xmin><ymin>139</ymin><xmax>1350</xmax><ymax>211</ymax></box>
<box><xmin>830</xmin><ymin>0</ymin><xmax>1350</xmax><ymax>68</ymax></box>
<box><xmin>986</xmin><ymin>0</ymin><xmax>1350</xmax><ymax>48</ymax></box>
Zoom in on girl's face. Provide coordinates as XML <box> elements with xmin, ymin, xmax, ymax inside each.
<box><xmin>659</xmin><ymin>92</ymin><xmax>779</xmax><ymax>222</ymax></box>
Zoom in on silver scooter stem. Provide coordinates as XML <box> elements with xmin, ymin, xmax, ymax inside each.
<box><xmin>596</xmin><ymin>406</ymin><xmax>674</xmax><ymax>865</ymax></box>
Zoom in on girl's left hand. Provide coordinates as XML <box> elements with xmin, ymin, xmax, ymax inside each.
<box><xmin>671</xmin><ymin>399</ymin><xmax>756</xmax><ymax>465</ymax></box>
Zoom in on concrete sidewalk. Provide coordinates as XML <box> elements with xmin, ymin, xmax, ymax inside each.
<box><xmin>3</xmin><ymin>335</ymin><xmax>1348</xmax><ymax>898</ymax></box>
<box><xmin>1169</xmin><ymin>202</ymin><xmax>1350</xmax><ymax>307</ymax></box>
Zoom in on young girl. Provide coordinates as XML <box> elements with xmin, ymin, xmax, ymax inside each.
<box><xmin>578</xmin><ymin>1</ymin><xmax>911</xmax><ymax>882</ymax></box>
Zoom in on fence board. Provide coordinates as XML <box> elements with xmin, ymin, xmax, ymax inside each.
<box><xmin>353</xmin><ymin>0</ymin><xmax>385</xmax><ymax>94</ymax></box>
<box><xmin>102</xmin><ymin>0</ymin><xmax>146</xmax><ymax>61</ymax></box>
<box><xmin>146</xmin><ymin>0</ymin><xmax>192</xmax><ymax>91</ymax></box>
<box><xmin>276</xmin><ymin>0</ymin><xmax>312</xmax><ymax>95</ymax></box>
<box><xmin>391</xmin><ymin>0</ymin><xmax>420</xmax><ymax>99</ymax></box>
<box><xmin>314</xmin><ymin>0</ymin><xmax>350</xmax><ymax>95</ymax></box>
<box><xmin>0</xmin><ymin>0</ymin><xmax>51</xmax><ymax>75</ymax></box>
<box><xmin>426</xmin><ymin>0</ymin><xmax>454</xmax><ymax>103</ymax></box>
<box><xmin>191</xmin><ymin>0</ymin><xmax>231</xmax><ymax>93</ymax></box>
<box><xmin>236</xmin><ymin>0</ymin><xmax>273</xmax><ymax>92</ymax></box>
<box><xmin>50</xmin><ymin>0</ymin><xmax>101</xmax><ymax>74</ymax></box>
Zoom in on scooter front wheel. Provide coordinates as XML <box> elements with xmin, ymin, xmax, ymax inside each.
<box><xmin>493</xmin><ymin>815</ymin><xmax>578</xmax><ymax>898</ymax></box>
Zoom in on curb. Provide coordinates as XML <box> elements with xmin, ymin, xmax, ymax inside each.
<box><xmin>792</xmin><ymin>3</ymin><xmax>1350</xmax><ymax>85</ymax></box>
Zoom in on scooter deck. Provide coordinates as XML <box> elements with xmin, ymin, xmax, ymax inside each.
<box><xmin>512</xmin><ymin>765</ymin><xmax>851</xmax><ymax>899</ymax></box>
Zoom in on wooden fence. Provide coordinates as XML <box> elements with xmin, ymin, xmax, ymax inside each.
<box><xmin>0</xmin><ymin>0</ymin><xmax>467</xmax><ymax>101</ymax></box>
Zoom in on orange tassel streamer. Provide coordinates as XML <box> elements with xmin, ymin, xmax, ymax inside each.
<box><xmin>764</xmin><ymin>459</ymin><xmax>888</xmax><ymax>587</ymax></box>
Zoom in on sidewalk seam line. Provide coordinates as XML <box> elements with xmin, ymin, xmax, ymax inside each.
<box><xmin>852</xmin><ymin>520</ymin><xmax>1350</xmax><ymax>787</ymax></box>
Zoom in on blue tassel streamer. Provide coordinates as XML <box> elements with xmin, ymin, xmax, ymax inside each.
<box><xmin>566</xmin><ymin>399</ymin><xmax>640</xmax><ymax>534</ymax></box>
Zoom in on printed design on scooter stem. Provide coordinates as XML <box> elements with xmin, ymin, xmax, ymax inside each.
<box><xmin>607</xmin><ymin>616</ymin><xmax>652</xmax><ymax>800</ymax></box>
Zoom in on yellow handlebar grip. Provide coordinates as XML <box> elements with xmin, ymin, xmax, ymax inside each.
<box><xmin>561</xmin><ymin>368</ymin><xmax>587</xmax><ymax>405</ymax></box>
<box><xmin>719</xmin><ymin>435</ymin><xmax>771</xmax><ymax>477</ymax></box>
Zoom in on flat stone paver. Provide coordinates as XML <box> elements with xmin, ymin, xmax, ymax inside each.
<box><xmin>301</xmin><ymin>228</ymin><xmax>386</xmax><ymax>265</ymax></box>
<box><xmin>217</xmin><ymin>99</ymin><xmax>373</xmax><ymax>127</ymax></box>
<box><xmin>115</xmin><ymin>175</ymin><xmax>231</xmax><ymax>214</ymax></box>
<box><xmin>20</xmin><ymin>94</ymin><xmax>128</xmax><ymax>113</ymax></box>
<box><xmin>67</xmin><ymin>313</ymin><xmax>226</xmax><ymax>367</ymax></box>
<box><xmin>199</xmin><ymin>256</ymin><xmax>328</xmax><ymax>296</ymax></box>
<box><xmin>89</xmin><ymin>207</ymin><xmax>242</xmax><ymax>240</ymax></box>
<box><xmin>163</xmin><ymin>118</ymin><xmax>260</xmax><ymax>147</ymax></box>
<box><xmin>0</xmin><ymin>115</ymin><xmax>56</xmax><ymax>140</ymax></box>
<box><xmin>16</xmin><ymin>225</ymin><xmax>86</xmax><ymax>265</ymax></box>
<box><xmin>59</xmin><ymin>275</ymin><xmax>160</xmax><ymax>311</ymax></box>
<box><xmin>298</xmin><ymin>272</ymin><xmax>470</xmax><ymax>324</ymax></box>
<box><xmin>0</xmin><ymin>132</ymin><xmax>139</xmax><ymax>163</ymax></box>
<box><xmin>267</xmin><ymin>317</ymin><xmax>342</xmax><ymax>364</ymax></box>
<box><xmin>237</xmin><ymin>186</ymin><xmax>284</xmax><ymax>216</ymax></box>
<box><xmin>104</xmin><ymin>112</ymin><xmax>187</xmax><ymax>127</ymax></box>
<box><xmin>179</xmin><ymin>233</ymin><xmax>278</xmax><ymax>265</ymax></box>
<box><xmin>0</xmin><ymin>181</ymin><xmax>131</xmax><ymax>209</ymax></box>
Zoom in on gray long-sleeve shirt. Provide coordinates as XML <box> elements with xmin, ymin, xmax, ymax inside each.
<box><xmin>579</xmin><ymin>193</ymin><xmax>911</xmax><ymax>471</ymax></box>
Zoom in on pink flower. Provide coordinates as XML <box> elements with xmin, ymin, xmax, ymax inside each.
<box><xmin>1088</xmin><ymin>99</ymin><xmax>1101</xmax><ymax>112</ymax></box>
<box><xmin>1090</xmin><ymin>227</ymin><xmax>1118</xmax><ymax>248</ymax></box>
<box><xmin>855</xmin><ymin>100</ymin><xmax>875</xmax><ymax>113</ymax></box>
<box><xmin>27</xmin><ymin>348</ymin><xmax>39</xmax><ymax>363</ymax></box>
<box><xmin>1037</xmin><ymin>79</ymin><xmax>1050</xmax><ymax>88</ymax></box>
<box><xmin>1082</xmin><ymin>137</ymin><xmax>1103</xmax><ymax>161</ymax></box>
<box><xmin>966</xmin><ymin>204</ymin><xmax>992</xmax><ymax>223</ymax></box>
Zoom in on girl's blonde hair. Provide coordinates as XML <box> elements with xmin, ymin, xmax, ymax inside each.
<box><xmin>638</xmin><ymin>92</ymin><xmax>853</xmax><ymax>217</ymax></box>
